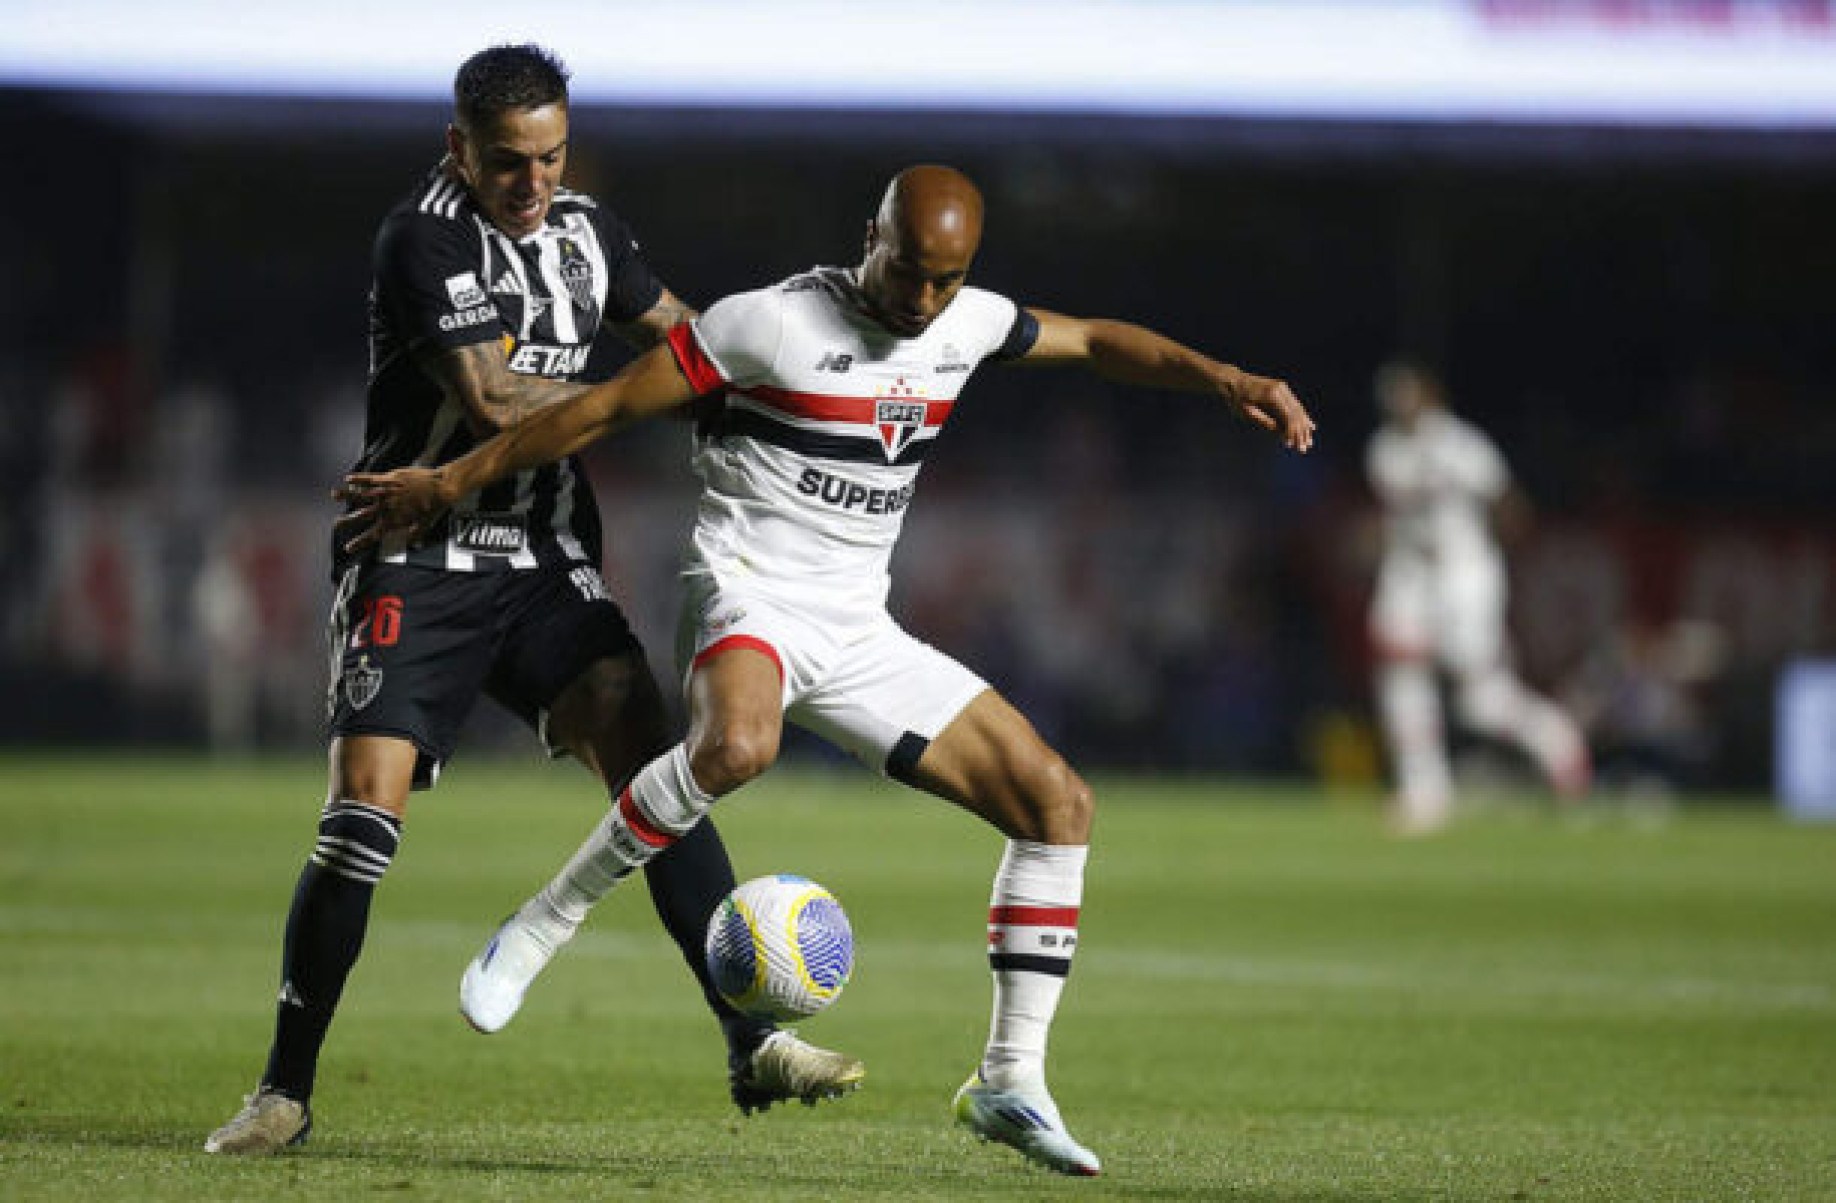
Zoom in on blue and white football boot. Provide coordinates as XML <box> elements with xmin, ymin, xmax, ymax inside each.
<box><xmin>953</xmin><ymin>1070</ymin><xmax>1101</xmax><ymax>1176</ymax></box>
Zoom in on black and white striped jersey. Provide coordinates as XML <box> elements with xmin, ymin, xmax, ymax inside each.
<box><xmin>336</xmin><ymin>164</ymin><xmax>665</xmax><ymax>578</ymax></box>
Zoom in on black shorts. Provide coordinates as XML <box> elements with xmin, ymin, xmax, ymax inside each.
<box><xmin>326</xmin><ymin>559</ymin><xmax>644</xmax><ymax>789</ymax></box>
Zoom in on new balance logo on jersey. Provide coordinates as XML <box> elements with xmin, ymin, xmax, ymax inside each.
<box><xmin>815</xmin><ymin>352</ymin><xmax>854</xmax><ymax>372</ymax></box>
<box><xmin>508</xmin><ymin>343</ymin><xmax>591</xmax><ymax>376</ymax></box>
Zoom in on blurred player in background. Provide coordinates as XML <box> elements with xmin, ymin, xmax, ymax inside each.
<box><xmin>205</xmin><ymin>44</ymin><xmax>859</xmax><ymax>1157</ymax></box>
<box><xmin>334</xmin><ymin>164</ymin><xmax>1316</xmax><ymax>1176</ymax></box>
<box><xmin>1365</xmin><ymin>359</ymin><xmax>1590</xmax><ymax>833</ymax></box>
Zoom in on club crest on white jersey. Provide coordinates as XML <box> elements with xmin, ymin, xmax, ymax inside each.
<box><xmin>874</xmin><ymin>383</ymin><xmax>929</xmax><ymax>460</ymax></box>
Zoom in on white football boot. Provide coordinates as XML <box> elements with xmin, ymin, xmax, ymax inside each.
<box><xmin>953</xmin><ymin>1070</ymin><xmax>1101</xmax><ymax>1177</ymax></box>
<box><xmin>459</xmin><ymin>908</ymin><xmax>571</xmax><ymax>1033</ymax></box>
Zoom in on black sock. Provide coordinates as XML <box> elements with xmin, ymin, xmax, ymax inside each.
<box><xmin>261</xmin><ymin>801</ymin><xmax>402</xmax><ymax>1102</ymax></box>
<box><xmin>641</xmin><ymin>818</ymin><xmax>775</xmax><ymax>1061</ymax></box>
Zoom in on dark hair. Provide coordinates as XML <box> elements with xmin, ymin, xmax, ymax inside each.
<box><xmin>453</xmin><ymin>44</ymin><xmax>570</xmax><ymax>132</ymax></box>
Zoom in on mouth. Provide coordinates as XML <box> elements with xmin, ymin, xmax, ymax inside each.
<box><xmin>504</xmin><ymin>195</ymin><xmax>545</xmax><ymax>229</ymax></box>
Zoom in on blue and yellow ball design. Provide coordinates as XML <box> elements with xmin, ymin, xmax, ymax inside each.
<box><xmin>706</xmin><ymin>874</ymin><xmax>854</xmax><ymax>1021</ymax></box>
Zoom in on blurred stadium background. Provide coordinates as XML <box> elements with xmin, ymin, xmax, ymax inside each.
<box><xmin>3</xmin><ymin>0</ymin><xmax>1834</xmax><ymax>805</ymax></box>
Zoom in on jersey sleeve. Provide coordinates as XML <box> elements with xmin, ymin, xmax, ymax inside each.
<box><xmin>1464</xmin><ymin>427</ymin><xmax>1511</xmax><ymax>500</ymax></box>
<box><xmin>372</xmin><ymin>210</ymin><xmax>503</xmax><ymax>352</ymax></box>
<box><xmin>667</xmin><ymin>288</ymin><xmax>785</xmax><ymax>392</ymax></box>
<box><xmin>585</xmin><ymin>205</ymin><xmax>666</xmax><ymax>324</ymax></box>
<box><xmin>949</xmin><ymin>288</ymin><xmax>1032</xmax><ymax>363</ymax></box>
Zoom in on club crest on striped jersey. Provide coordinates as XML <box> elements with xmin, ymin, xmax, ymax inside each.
<box><xmin>875</xmin><ymin>378</ymin><xmax>928</xmax><ymax>461</ymax></box>
<box><xmin>557</xmin><ymin>237</ymin><xmax>595</xmax><ymax>313</ymax></box>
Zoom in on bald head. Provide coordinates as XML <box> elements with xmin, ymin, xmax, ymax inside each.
<box><xmin>858</xmin><ymin>165</ymin><xmax>985</xmax><ymax>337</ymax></box>
<box><xmin>877</xmin><ymin>165</ymin><xmax>985</xmax><ymax>254</ymax></box>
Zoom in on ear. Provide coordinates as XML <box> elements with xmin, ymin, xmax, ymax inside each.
<box><xmin>862</xmin><ymin>217</ymin><xmax>879</xmax><ymax>258</ymax></box>
<box><xmin>445</xmin><ymin>124</ymin><xmax>468</xmax><ymax>179</ymax></box>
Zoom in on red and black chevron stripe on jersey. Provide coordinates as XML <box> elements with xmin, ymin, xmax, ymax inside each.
<box><xmin>740</xmin><ymin>382</ymin><xmax>956</xmax><ymax>428</ymax></box>
<box><xmin>708</xmin><ymin>403</ymin><xmax>945</xmax><ymax>466</ymax></box>
<box><xmin>668</xmin><ymin>325</ymin><xmax>953</xmax><ymax>467</ymax></box>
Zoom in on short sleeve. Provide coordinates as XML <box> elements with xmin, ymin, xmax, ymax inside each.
<box><xmin>585</xmin><ymin>205</ymin><xmax>666</xmax><ymax>324</ymax></box>
<box><xmin>943</xmin><ymin>287</ymin><xmax>1027</xmax><ymax>364</ymax></box>
<box><xmin>372</xmin><ymin>211</ymin><xmax>503</xmax><ymax>352</ymax></box>
<box><xmin>1464</xmin><ymin>428</ymin><xmax>1511</xmax><ymax>500</ymax></box>
<box><xmin>670</xmin><ymin>288</ymin><xmax>785</xmax><ymax>391</ymax></box>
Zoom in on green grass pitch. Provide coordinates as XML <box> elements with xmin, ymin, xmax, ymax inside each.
<box><xmin>2</xmin><ymin>755</ymin><xmax>1833</xmax><ymax>1200</ymax></box>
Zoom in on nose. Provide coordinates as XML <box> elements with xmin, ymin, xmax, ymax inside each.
<box><xmin>912</xmin><ymin>280</ymin><xmax>943</xmax><ymax>318</ymax></box>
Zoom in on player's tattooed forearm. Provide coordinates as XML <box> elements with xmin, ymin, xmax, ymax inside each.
<box><xmin>427</xmin><ymin>340</ymin><xmax>589</xmax><ymax>432</ymax></box>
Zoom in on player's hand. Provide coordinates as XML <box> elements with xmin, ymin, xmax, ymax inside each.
<box><xmin>1228</xmin><ymin>373</ymin><xmax>1316</xmax><ymax>454</ymax></box>
<box><xmin>333</xmin><ymin>467</ymin><xmax>453</xmax><ymax>553</ymax></box>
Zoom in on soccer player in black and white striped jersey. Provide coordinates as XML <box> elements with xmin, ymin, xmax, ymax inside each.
<box><xmin>204</xmin><ymin>44</ymin><xmax>861</xmax><ymax>1156</ymax></box>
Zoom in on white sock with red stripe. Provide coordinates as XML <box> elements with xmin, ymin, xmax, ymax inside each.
<box><xmin>524</xmin><ymin>744</ymin><xmax>714</xmax><ymax>943</ymax></box>
<box><xmin>981</xmin><ymin>839</ymin><xmax>1087</xmax><ymax>1091</ymax></box>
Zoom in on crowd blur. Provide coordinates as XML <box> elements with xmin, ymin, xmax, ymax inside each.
<box><xmin>4</xmin><ymin>91</ymin><xmax>1832</xmax><ymax>793</ymax></box>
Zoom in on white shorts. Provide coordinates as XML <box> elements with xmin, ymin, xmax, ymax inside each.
<box><xmin>1370</xmin><ymin>554</ymin><xmax>1508</xmax><ymax>674</ymax></box>
<box><xmin>675</xmin><ymin>573</ymin><xmax>989</xmax><ymax>779</ymax></box>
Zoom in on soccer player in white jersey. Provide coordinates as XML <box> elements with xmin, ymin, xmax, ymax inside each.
<box><xmin>338</xmin><ymin>164</ymin><xmax>1316</xmax><ymax>1176</ymax></box>
<box><xmin>1366</xmin><ymin>359</ymin><xmax>1590</xmax><ymax>833</ymax></box>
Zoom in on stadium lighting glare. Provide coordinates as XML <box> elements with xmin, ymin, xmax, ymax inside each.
<box><xmin>4</xmin><ymin>0</ymin><xmax>1836</xmax><ymax>128</ymax></box>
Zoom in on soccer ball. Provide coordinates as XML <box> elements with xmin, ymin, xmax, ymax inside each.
<box><xmin>705</xmin><ymin>874</ymin><xmax>854</xmax><ymax>1022</ymax></box>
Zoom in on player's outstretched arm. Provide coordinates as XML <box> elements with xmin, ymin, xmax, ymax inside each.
<box><xmin>1020</xmin><ymin>308</ymin><xmax>1315</xmax><ymax>453</ymax></box>
<box><xmin>335</xmin><ymin>342</ymin><xmax>697</xmax><ymax>552</ymax></box>
<box><xmin>418</xmin><ymin>340</ymin><xmax>598</xmax><ymax>434</ymax></box>
<box><xmin>612</xmin><ymin>286</ymin><xmax>698</xmax><ymax>350</ymax></box>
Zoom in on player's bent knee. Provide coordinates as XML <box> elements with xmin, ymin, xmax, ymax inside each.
<box><xmin>688</xmin><ymin>721</ymin><xmax>780</xmax><ymax>796</ymax></box>
<box><xmin>329</xmin><ymin>735</ymin><xmax>415</xmax><ymax>815</ymax></box>
<box><xmin>1043</xmin><ymin>762</ymin><xmax>1096</xmax><ymax>844</ymax></box>
<box><xmin>1011</xmin><ymin>754</ymin><xmax>1094</xmax><ymax>845</ymax></box>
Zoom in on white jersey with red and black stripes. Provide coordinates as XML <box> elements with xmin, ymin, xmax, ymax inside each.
<box><xmin>666</xmin><ymin>266</ymin><xmax>1035</xmax><ymax>606</ymax></box>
